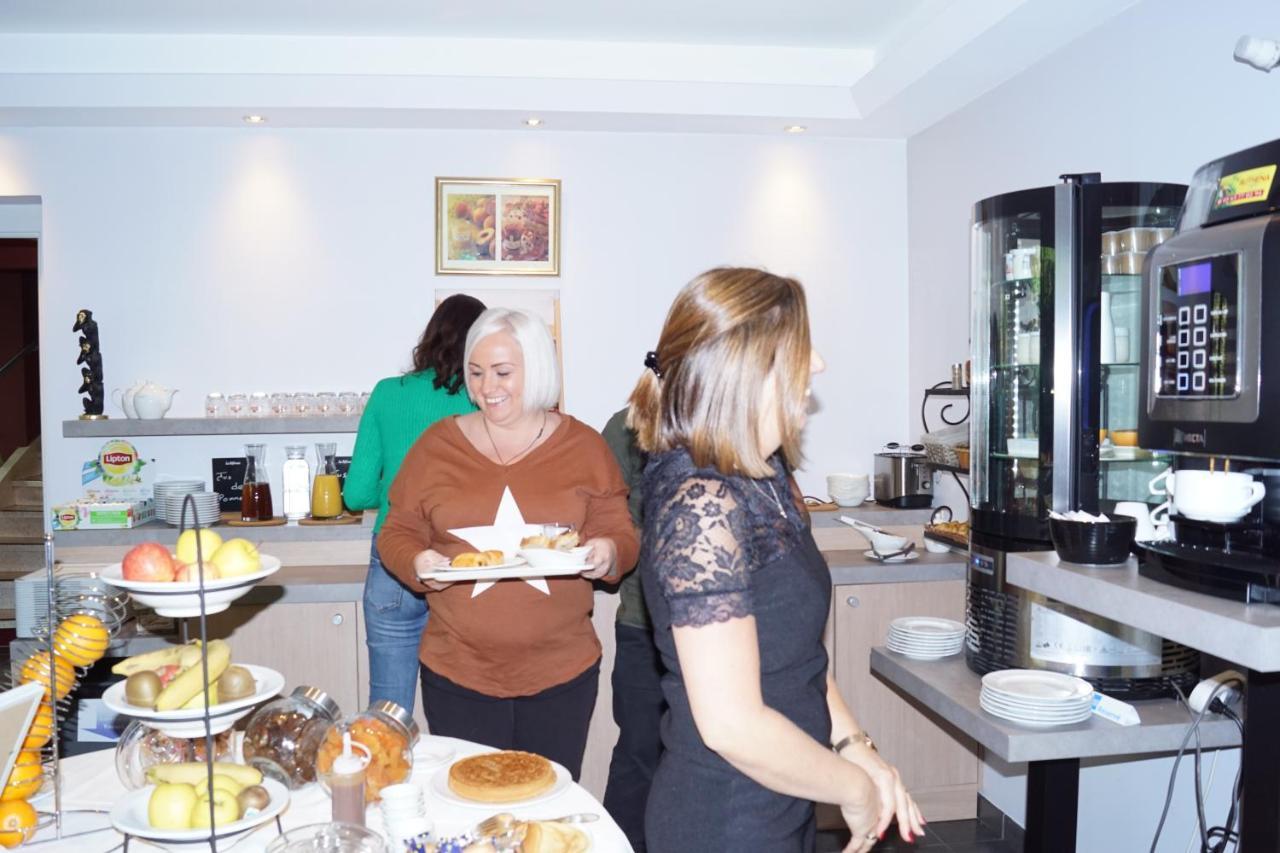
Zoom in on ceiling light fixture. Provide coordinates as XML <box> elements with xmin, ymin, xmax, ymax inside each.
<box><xmin>523</xmin><ymin>118</ymin><xmax>543</xmax><ymax>128</ymax></box>
<box><xmin>784</xmin><ymin>125</ymin><xmax>808</xmax><ymax>134</ymax></box>
<box><xmin>242</xmin><ymin>115</ymin><xmax>268</xmax><ymax>125</ymax></box>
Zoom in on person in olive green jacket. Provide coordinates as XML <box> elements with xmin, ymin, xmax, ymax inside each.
<box><xmin>601</xmin><ymin>406</ymin><xmax>665</xmax><ymax>853</ymax></box>
<box><xmin>343</xmin><ymin>294</ymin><xmax>485</xmax><ymax>713</ymax></box>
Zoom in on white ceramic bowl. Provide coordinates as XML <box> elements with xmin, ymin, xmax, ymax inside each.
<box><xmin>858</xmin><ymin>529</ymin><xmax>909</xmax><ymax>553</ymax></box>
<box><xmin>517</xmin><ymin>546</ymin><xmax>591</xmax><ymax>569</ymax></box>
<box><xmin>100</xmin><ymin>556</ymin><xmax>281</xmax><ymax>617</ymax></box>
<box><xmin>102</xmin><ymin>663</ymin><xmax>285</xmax><ymax>738</ymax></box>
<box><xmin>110</xmin><ymin>777</ymin><xmax>290</xmax><ymax>843</ymax></box>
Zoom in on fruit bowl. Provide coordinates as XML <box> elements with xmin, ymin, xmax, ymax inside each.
<box><xmin>109</xmin><ymin>776</ymin><xmax>289</xmax><ymax>843</ymax></box>
<box><xmin>100</xmin><ymin>556</ymin><xmax>281</xmax><ymax>617</ymax></box>
<box><xmin>102</xmin><ymin>664</ymin><xmax>286</xmax><ymax>738</ymax></box>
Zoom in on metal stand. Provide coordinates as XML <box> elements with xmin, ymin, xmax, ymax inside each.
<box><xmin>1025</xmin><ymin>757</ymin><xmax>1080</xmax><ymax>853</ymax></box>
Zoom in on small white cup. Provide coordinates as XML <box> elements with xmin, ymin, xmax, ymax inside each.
<box><xmin>386</xmin><ymin>816</ymin><xmax>433</xmax><ymax>843</ymax></box>
<box><xmin>1113</xmin><ymin>500</ymin><xmax>1158</xmax><ymax>542</ymax></box>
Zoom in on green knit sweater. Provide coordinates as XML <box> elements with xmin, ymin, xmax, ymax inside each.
<box><xmin>343</xmin><ymin>370</ymin><xmax>476</xmax><ymax>534</ymax></box>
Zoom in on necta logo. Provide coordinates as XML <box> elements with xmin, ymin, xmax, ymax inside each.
<box><xmin>1173</xmin><ymin>427</ymin><xmax>1207</xmax><ymax>447</ymax></box>
<box><xmin>102</xmin><ymin>452</ymin><xmax>134</xmax><ymax>465</ymax></box>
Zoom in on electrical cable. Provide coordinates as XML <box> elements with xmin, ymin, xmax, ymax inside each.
<box><xmin>1150</xmin><ymin>682</ymin><xmax>1235</xmax><ymax>853</ymax></box>
<box><xmin>1185</xmin><ymin>749</ymin><xmax>1222</xmax><ymax>853</ymax></box>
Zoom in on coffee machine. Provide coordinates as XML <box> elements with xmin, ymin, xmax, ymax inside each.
<box><xmin>1138</xmin><ymin>138</ymin><xmax>1280</xmax><ymax>603</ymax></box>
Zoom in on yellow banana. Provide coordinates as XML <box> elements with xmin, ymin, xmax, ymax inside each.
<box><xmin>147</xmin><ymin>762</ymin><xmax>262</xmax><ymax>788</ymax></box>
<box><xmin>110</xmin><ymin>641</ymin><xmax>200</xmax><ymax>676</ymax></box>
<box><xmin>180</xmin><ymin>681</ymin><xmax>219</xmax><ymax>709</ymax></box>
<box><xmin>154</xmin><ymin>640</ymin><xmax>230</xmax><ymax>711</ymax></box>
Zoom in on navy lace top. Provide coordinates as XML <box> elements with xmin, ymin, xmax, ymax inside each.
<box><xmin>640</xmin><ymin>446</ymin><xmax>833</xmax><ymax>852</ymax></box>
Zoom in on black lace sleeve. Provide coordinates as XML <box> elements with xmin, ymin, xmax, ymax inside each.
<box><xmin>650</xmin><ymin>474</ymin><xmax>754</xmax><ymax>628</ymax></box>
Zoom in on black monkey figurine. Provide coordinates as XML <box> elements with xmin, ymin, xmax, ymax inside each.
<box><xmin>74</xmin><ymin>309</ymin><xmax>106</xmax><ymax>418</ymax></box>
<box><xmin>72</xmin><ymin>309</ymin><xmax>99</xmax><ymax>350</ymax></box>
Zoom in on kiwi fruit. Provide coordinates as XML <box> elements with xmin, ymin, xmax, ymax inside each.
<box><xmin>216</xmin><ymin>666</ymin><xmax>256</xmax><ymax>702</ymax></box>
<box><xmin>125</xmin><ymin>671</ymin><xmax>162</xmax><ymax>708</ymax></box>
<box><xmin>237</xmin><ymin>784</ymin><xmax>270</xmax><ymax>813</ymax></box>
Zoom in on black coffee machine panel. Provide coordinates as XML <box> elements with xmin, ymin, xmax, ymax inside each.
<box><xmin>1138</xmin><ymin>138</ymin><xmax>1280</xmax><ymax>603</ymax></box>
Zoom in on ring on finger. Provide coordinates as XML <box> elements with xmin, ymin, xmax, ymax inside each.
<box><xmin>865</xmin><ymin>832</ymin><xmax>878</xmax><ymax>841</ymax></box>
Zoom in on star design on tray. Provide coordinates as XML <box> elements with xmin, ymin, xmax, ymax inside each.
<box><xmin>448</xmin><ymin>486</ymin><xmax>550</xmax><ymax>597</ymax></box>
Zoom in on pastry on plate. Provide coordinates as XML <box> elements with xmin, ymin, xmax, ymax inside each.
<box><xmin>448</xmin><ymin>750</ymin><xmax>556</xmax><ymax>803</ymax></box>
<box><xmin>519</xmin><ymin>820</ymin><xmax>589</xmax><ymax>853</ymax></box>
<box><xmin>450</xmin><ymin>551</ymin><xmax>488</xmax><ymax>568</ymax></box>
<box><xmin>551</xmin><ymin>530</ymin><xmax>580</xmax><ymax>551</ymax></box>
<box><xmin>483</xmin><ymin>549</ymin><xmax>505</xmax><ymax>565</ymax></box>
<box><xmin>520</xmin><ymin>534</ymin><xmax>551</xmax><ymax>549</ymax></box>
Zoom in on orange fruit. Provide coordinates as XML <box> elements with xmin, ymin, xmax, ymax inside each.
<box><xmin>0</xmin><ymin>800</ymin><xmax>37</xmax><ymax>847</ymax></box>
<box><xmin>19</xmin><ymin>706</ymin><xmax>52</xmax><ymax>752</ymax></box>
<box><xmin>52</xmin><ymin>614</ymin><xmax>110</xmax><ymax>667</ymax></box>
<box><xmin>18</xmin><ymin>653</ymin><xmax>75</xmax><ymax>701</ymax></box>
<box><xmin>1</xmin><ymin>752</ymin><xmax>42</xmax><ymax>802</ymax></box>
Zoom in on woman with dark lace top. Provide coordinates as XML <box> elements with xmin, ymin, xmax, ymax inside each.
<box><xmin>627</xmin><ymin>268</ymin><xmax>925</xmax><ymax>853</ymax></box>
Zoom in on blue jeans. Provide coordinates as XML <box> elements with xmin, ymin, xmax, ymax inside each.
<box><xmin>362</xmin><ymin>538</ymin><xmax>428</xmax><ymax>714</ymax></box>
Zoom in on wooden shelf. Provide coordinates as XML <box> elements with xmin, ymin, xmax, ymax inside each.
<box><xmin>62</xmin><ymin>416</ymin><xmax>360</xmax><ymax>438</ymax></box>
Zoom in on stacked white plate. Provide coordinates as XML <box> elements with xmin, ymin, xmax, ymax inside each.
<box><xmin>153</xmin><ymin>480</ymin><xmax>221</xmax><ymax>526</ymax></box>
<box><xmin>886</xmin><ymin>616</ymin><xmax>965</xmax><ymax>660</ymax></box>
<box><xmin>979</xmin><ymin>669</ymin><xmax>1094</xmax><ymax>727</ymax></box>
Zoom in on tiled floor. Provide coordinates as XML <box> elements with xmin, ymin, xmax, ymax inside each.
<box><xmin>816</xmin><ymin>799</ymin><xmax>1024</xmax><ymax>852</ymax></box>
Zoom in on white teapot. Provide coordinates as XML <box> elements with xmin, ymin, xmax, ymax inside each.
<box><xmin>111</xmin><ymin>380</ymin><xmax>148</xmax><ymax>419</ymax></box>
<box><xmin>133</xmin><ymin>382</ymin><xmax>178</xmax><ymax>419</ymax></box>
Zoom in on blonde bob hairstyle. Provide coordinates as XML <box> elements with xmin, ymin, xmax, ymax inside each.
<box><xmin>628</xmin><ymin>267</ymin><xmax>812</xmax><ymax>478</ymax></box>
<box><xmin>464</xmin><ymin>307</ymin><xmax>561</xmax><ymax>413</ymax></box>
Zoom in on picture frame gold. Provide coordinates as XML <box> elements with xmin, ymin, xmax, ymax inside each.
<box><xmin>435</xmin><ymin>177</ymin><xmax>561</xmax><ymax>276</ymax></box>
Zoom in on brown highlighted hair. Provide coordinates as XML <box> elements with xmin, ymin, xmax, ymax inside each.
<box><xmin>628</xmin><ymin>267</ymin><xmax>811</xmax><ymax>478</ymax></box>
<box><xmin>411</xmin><ymin>294</ymin><xmax>487</xmax><ymax>394</ymax></box>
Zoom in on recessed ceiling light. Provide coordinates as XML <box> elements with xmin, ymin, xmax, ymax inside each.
<box><xmin>784</xmin><ymin>125</ymin><xmax>807</xmax><ymax>134</ymax></box>
<box><xmin>523</xmin><ymin>118</ymin><xmax>543</xmax><ymax>127</ymax></box>
<box><xmin>243</xmin><ymin>115</ymin><xmax>268</xmax><ymax>125</ymax></box>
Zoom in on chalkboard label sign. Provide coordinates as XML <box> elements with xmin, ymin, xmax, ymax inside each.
<box><xmin>212</xmin><ymin>457</ymin><xmax>245</xmax><ymax>512</ymax></box>
<box><xmin>335</xmin><ymin>455</ymin><xmax>352</xmax><ymax>488</ymax></box>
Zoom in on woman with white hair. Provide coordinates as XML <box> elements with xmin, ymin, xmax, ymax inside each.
<box><xmin>379</xmin><ymin>307</ymin><xmax>639</xmax><ymax>778</ymax></box>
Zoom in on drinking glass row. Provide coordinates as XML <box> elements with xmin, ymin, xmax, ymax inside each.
<box><xmin>205</xmin><ymin>391</ymin><xmax>369</xmax><ymax>418</ymax></box>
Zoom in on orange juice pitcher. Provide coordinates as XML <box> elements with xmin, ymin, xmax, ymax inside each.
<box><xmin>311</xmin><ymin>442</ymin><xmax>343</xmax><ymax>519</ymax></box>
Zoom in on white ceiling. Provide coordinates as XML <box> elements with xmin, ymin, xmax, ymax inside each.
<box><xmin>0</xmin><ymin>0</ymin><xmax>1139</xmax><ymax>136</ymax></box>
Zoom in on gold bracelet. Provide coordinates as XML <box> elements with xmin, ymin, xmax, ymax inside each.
<box><xmin>832</xmin><ymin>730</ymin><xmax>875</xmax><ymax>754</ymax></box>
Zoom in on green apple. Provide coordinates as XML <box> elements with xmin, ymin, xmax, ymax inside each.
<box><xmin>148</xmin><ymin>782</ymin><xmax>198</xmax><ymax>830</ymax></box>
<box><xmin>194</xmin><ymin>773</ymin><xmax>243</xmax><ymax>798</ymax></box>
<box><xmin>190</xmin><ymin>789</ymin><xmax>241</xmax><ymax>828</ymax></box>
<box><xmin>175</xmin><ymin>529</ymin><xmax>223</xmax><ymax>566</ymax></box>
<box><xmin>209</xmin><ymin>538</ymin><xmax>261</xmax><ymax>578</ymax></box>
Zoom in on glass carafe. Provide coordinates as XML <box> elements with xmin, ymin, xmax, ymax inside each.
<box><xmin>311</xmin><ymin>443</ymin><xmax>343</xmax><ymax>520</ymax></box>
<box><xmin>241</xmin><ymin>443</ymin><xmax>275</xmax><ymax>522</ymax></box>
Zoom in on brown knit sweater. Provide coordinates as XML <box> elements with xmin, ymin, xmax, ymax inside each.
<box><xmin>378</xmin><ymin>414</ymin><xmax>639</xmax><ymax>697</ymax></box>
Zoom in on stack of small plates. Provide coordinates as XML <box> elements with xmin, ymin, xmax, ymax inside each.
<box><xmin>886</xmin><ymin>616</ymin><xmax>965</xmax><ymax>660</ymax></box>
<box><xmin>153</xmin><ymin>480</ymin><xmax>221</xmax><ymax>526</ymax></box>
<box><xmin>979</xmin><ymin>669</ymin><xmax>1094</xmax><ymax>727</ymax></box>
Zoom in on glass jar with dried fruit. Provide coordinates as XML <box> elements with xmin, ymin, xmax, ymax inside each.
<box><xmin>316</xmin><ymin>700</ymin><xmax>418</xmax><ymax>803</ymax></box>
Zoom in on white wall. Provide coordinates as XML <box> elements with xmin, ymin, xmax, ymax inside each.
<box><xmin>907</xmin><ymin>0</ymin><xmax>1280</xmax><ymax>845</ymax></box>
<box><xmin>0</xmin><ymin>128</ymin><xmax>908</xmax><ymax>507</ymax></box>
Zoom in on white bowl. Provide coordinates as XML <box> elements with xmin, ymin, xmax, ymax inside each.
<box><xmin>110</xmin><ymin>777</ymin><xmax>290</xmax><ymax>843</ymax></box>
<box><xmin>517</xmin><ymin>546</ymin><xmax>591</xmax><ymax>569</ymax></box>
<box><xmin>102</xmin><ymin>663</ymin><xmax>285</xmax><ymax>738</ymax></box>
<box><xmin>100</xmin><ymin>556</ymin><xmax>281</xmax><ymax>617</ymax></box>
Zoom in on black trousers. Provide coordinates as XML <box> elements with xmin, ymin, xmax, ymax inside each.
<box><xmin>419</xmin><ymin>661</ymin><xmax>600</xmax><ymax>780</ymax></box>
<box><xmin>603</xmin><ymin>623</ymin><xmax>667</xmax><ymax>853</ymax></box>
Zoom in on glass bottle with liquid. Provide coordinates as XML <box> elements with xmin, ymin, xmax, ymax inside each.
<box><xmin>241</xmin><ymin>443</ymin><xmax>275</xmax><ymax>522</ymax></box>
<box><xmin>311</xmin><ymin>442</ymin><xmax>343</xmax><ymax>520</ymax></box>
<box><xmin>281</xmin><ymin>445</ymin><xmax>311</xmax><ymax>522</ymax></box>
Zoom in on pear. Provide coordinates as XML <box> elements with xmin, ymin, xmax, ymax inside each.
<box><xmin>209</xmin><ymin>538</ymin><xmax>261</xmax><ymax>578</ymax></box>
<box><xmin>175</xmin><ymin>529</ymin><xmax>223</xmax><ymax>566</ymax></box>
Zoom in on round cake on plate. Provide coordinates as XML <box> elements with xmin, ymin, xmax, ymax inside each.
<box><xmin>447</xmin><ymin>750</ymin><xmax>555</xmax><ymax>802</ymax></box>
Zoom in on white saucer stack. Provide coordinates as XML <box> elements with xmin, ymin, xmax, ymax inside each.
<box><xmin>886</xmin><ymin>616</ymin><xmax>965</xmax><ymax>660</ymax></box>
<box><xmin>154</xmin><ymin>480</ymin><xmax>221</xmax><ymax>526</ymax></box>
<box><xmin>979</xmin><ymin>669</ymin><xmax>1094</xmax><ymax>727</ymax></box>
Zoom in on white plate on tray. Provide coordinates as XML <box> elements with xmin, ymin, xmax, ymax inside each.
<box><xmin>102</xmin><ymin>664</ymin><xmax>285</xmax><ymax>738</ymax></box>
<box><xmin>863</xmin><ymin>550</ymin><xmax>920</xmax><ymax>564</ymax></box>
<box><xmin>418</xmin><ymin>559</ymin><xmax>585</xmax><ymax>582</ymax></box>
<box><xmin>110</xmin><ymin>777</ymin><xmax>289</xmax><ymax>844</ymax></box>
<box><xmin>428</xmin><ymin>760</ymin><xmax>571</xmax><ymax>809</ymax></box>
<box><xmin>100</xmin><ymin>556</ymin><xmax>281</xmax><ymax>617</ymax></box>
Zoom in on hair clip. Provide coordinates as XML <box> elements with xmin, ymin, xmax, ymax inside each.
<box><xmin>644</xmin><ymin>350</ymin><xmax>663</xmax><ymax>379</ymax></box>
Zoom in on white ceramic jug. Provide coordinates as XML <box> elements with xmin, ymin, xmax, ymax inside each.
<box><xmin>133</xmin><ymin>382</ymin><xmax>178</xmax><ymax>419</ymax></box>
<box><xmin>111</xmin><ymin>380</ymin><xmax>147</xmax><ymax>419</ymax></box>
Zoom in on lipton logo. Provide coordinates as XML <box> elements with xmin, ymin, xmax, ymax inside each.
<box><xmin>102</xmin><ymin>452</ymin><xmax>134</xmax><ymax>465</ymax></box>
<box><xmin>1173</xmin><ymin>427</ymin><xmax>1207</xmax><ymax>447</ymax></box>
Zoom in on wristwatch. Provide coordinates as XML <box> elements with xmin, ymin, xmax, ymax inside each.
<box><xmin>832</xmin><ymin>730</ymin><xmax>875</xmax><ymax>754</ymax></box>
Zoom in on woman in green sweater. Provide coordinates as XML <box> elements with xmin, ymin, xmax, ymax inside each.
<box><xmin>344</xmin><ymin>294</ymin><xmax>486</xmax><ymax>713</ymax></box>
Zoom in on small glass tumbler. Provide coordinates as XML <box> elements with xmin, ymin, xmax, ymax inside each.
<box><xmin>293</xmin><ymin>393</ymin><xmax>316</xmax><ymax>417</ymax></box>
<box><xmin>248</xmin><ymin>391</ymin><xmax>269</xmax><ymax>417</ymax></box>
<box><xmin>270</xmin><ymin>392</ymin><xmax>292</xmax><ymax>416</ymax></box>
<box><xmin>204</xmin><ymin>392</ymin><xmax>225</xmax><ymax>418</ymax></box>
<box><xmin>226</xmin><ymin>393</ymin><xmax>248</xmax><ymax>418</ymax></box>
<box><xmin>315</xmin><ymin>392</ymin><xmax>337</xmax><ymax>417</ymax></box>
<box><xmin>338</xmin><ymin>392</ymin><xmax>360</xmax><ymax>416</ymax></box>
<box><xmin>358</xmin><ymin>392</ymin><xmax>371</xmax><ymax>413</ymax></box>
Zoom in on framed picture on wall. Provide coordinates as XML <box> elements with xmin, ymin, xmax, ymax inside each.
<box><xmin>435</xmin><ymin>177</ymin><xmax>561</xmax><ymax>276</ymax></box>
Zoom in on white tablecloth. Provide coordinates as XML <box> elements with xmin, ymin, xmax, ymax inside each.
<box><xmin>39</xmin><ymin>736</ymin><xmax>631</xmax><ymax>852</ymax></box>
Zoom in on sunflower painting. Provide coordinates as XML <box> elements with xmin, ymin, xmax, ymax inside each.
<box><xmin>436</xmin><ymin>178</ymin><xmax>560</xmax><ymax>275</ymax></box>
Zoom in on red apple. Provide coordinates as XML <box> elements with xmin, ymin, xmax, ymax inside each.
<box><xmin>122</xmin><ymin>542</ymin><xmax>176</xmax><ymax>582</ymax></box>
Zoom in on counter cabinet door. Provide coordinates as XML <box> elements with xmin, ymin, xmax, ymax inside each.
<box><xmin>186</xmin><ymin>601</ymin><xmax>361</xmax><ymax>713</ymax></box>
<box><xmin>828</xmin><ymin>580</ymin><xmax>979</xmax><ymax>821</ymax></box>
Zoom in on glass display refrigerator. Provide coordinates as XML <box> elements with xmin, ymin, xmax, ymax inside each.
<box><xmin>965</xmin><ymin>174</ymin><xmax>1199</xmax><ymax>698</ymax></box>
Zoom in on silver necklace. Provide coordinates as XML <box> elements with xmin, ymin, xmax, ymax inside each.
<box><xmin>751</xmin><ymin>479</ymin><xmax>787</xmax><ymax>519</ymax></box>
<box><xmin>483</xmin><ymin>411</ymin><xmax>547</xmax><ymax>465</ymax></box>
